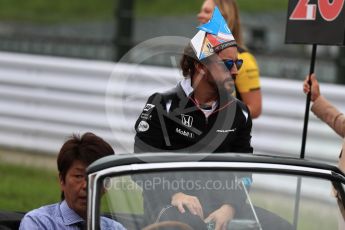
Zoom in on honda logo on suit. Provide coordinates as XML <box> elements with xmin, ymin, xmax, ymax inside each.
<box><xmin>181</xmin><ymin>114</ymin><xmax>193</xmax><ymax>128</ymax></box>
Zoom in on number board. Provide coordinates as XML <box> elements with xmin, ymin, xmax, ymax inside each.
<box><xmin>286</xmin><ymin>0</ymin><xmax>345</xmax><ymax>45</ymax></box>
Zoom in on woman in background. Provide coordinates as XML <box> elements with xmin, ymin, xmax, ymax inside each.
<box><xmin>198</xmin><ymin>0</ymin><xmax>262</xmax><ymax>118</ymax></box>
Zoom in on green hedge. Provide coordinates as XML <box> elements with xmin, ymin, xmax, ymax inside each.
<box><xmin>0</xmin><ymin>163</ymin><xmax>59</xmax><ymax>211</ymax></box>
<box><xmin>0</xmin><ymin>0</ymin><xmax>288</xmax><ymax>23</ymax></box>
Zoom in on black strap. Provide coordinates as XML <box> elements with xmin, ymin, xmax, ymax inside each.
<box><xmin>161</xmin><ymin>85</ymin><xmax>179</xmax><ymax>105</ymax></box>
<box><xmin>160</xmin><ymin>85</ymin><xmax>181</xmax><ymax>114</ymax></box>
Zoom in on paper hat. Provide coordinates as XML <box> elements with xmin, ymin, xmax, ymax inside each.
<box><xmin>191</xmin><ymin>6</ymin><xmax>237</xmax><ymax>60</ymax></box>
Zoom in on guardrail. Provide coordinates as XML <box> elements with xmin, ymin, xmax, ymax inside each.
<box><xmin>0</xmin><ymin>51</ymin><xmax>343</xmax><ymax>165</ymax></box>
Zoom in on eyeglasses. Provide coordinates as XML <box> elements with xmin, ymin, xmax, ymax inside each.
<box><xmin>216</xmin><ymin>59</ymin><xmax>243</xmax><ymax>71</ymax></box>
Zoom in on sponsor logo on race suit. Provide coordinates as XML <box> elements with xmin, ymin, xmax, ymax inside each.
<box><xmin>216</xmin><ymin>128</ymin><xmax>237</xmax><ymax>133</ymax></box>
<box><xmin>176</xmin><ymin>128</ymin><xmax>194</xmax><ymax>139</ymax></box>
<box><xmin>181</xmin><ymin>114</ymin><xmax>193</xmax><ymax>128</ymax></box>
<box><xmin>138</xmin><ymin>120</ymin><xmax>150</xmax><ymax>132</ymax></box>
<box><xmin>143</xmin><ymin>104</ymin><xmax>155</xmax><ymax>112</ymax></box>
<box><xmin>140</xmin><ymin>104</ymin><xmax>155</xmax><ymax>120</ymax></box>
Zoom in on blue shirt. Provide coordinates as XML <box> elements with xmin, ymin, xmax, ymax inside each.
<box><xmin>19</xmin><ymin>200</ymin><xmax>126</xmax><ymax>230</ymax></box>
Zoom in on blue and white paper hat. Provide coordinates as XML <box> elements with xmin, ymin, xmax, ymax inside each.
<box><xmin>191</xmin><ymin>6</ymin><xmax>237</xmax><ymax>60</ymax></box>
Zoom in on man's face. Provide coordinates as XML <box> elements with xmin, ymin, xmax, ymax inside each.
<box><xmin>60</xmin><ymin>160</ymin><xmax>88</xmax><ymax>219</ymax></box>
<box><xmin>204</xmin><ymin>46</ymin><xmax>239</xmax><ymax>94</ymax></box>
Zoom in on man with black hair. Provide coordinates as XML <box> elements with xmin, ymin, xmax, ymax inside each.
<box><xmin>20</xmin><ymin>132</ymin><xmax>126</xmax><ymax>230</ymax></box>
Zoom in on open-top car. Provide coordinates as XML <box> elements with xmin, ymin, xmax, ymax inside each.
<box><xmin>1</xmin><ymin>153</ymin><xmax>344</xmax><ymax>230</ymax></box>
<box><xmin>86</xmin><ymin>153</ymin><xmax>345</xmax><ymax>230</ymax></box>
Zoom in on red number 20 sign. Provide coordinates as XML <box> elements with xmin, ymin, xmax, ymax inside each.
<box><xmin>286</xmin><ymin>0</ymin><xmax>345</xmax><ymax>45</ymax></box>
<box><xmin>290</xmin><ymin>0</ymin><xmax>345</xmax><ymax>21</ymax></box>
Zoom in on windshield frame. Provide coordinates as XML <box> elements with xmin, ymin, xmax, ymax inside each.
<box><xmin>87</xmin><ymin>160</ymin><xmax>345</xmax><ymax>230</ymax></box>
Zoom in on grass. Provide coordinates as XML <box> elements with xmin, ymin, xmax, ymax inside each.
<box><xmin>0</xmin><ymin>161</ymin><xmax>142</xmax><ymax>214</ymax></box>
<box><xmin>136</xmin><ymin>0</ymin><xmax>289</xmax><ymax>16</ymax></box>
<box><xmin>237</xmin><ymin>0</ymin><xmax>289</xmax><ymax>13</ymax></box>
<box><xmin>0</xmin><ymin>0</ymin><xmax>289</xmax><ymax>23</ymax></box>
<box><xmin>0</xmin><ymin>0</ymin><xmax>114</xmax><ymax>24</ymax></box>
<box><xmin>0</xmin><ymin>162</ymin><xmax>60</xmax><ymax>211</ymax></box>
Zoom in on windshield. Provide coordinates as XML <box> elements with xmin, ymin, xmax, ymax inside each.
<box><xmin>98</xmin><ymin>170</ymin><xmax>344</xmax><ymax>230</ymax></box>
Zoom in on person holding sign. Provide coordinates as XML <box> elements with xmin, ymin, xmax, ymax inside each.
<box><xmin>197</xmin><ymin>0</ymin><xmax>262</xmax><ymax>119</ymax></box>
<box><xmin>303</xmin><ymin>74</ymin><xmax>345</xmax><ymax>172</ymax></box>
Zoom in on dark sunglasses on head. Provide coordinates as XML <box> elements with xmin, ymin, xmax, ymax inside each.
<box><xmin>217</xmin><ymin>59</ymin><xmax>243</xmax><ymax>71</ymax></box>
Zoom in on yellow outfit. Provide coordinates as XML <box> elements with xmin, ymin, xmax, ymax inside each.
<box><xmin>235</xmin><ymin>51</ymin><xmax>261</xmax><ymax>96</ymax></box>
